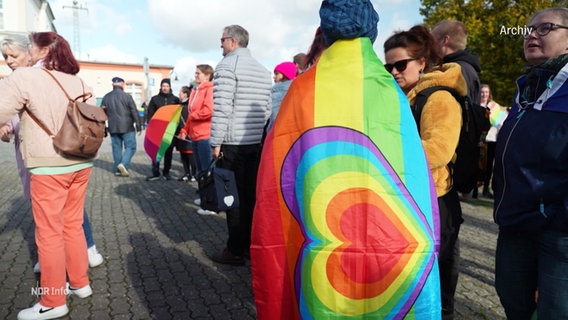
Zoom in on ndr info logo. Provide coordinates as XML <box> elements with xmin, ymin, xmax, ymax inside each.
<box><xmin>500</xmin><ymin>25</ymin><xmax>533</xmax><ymax>37</ymax></box>
<box><xmin>30</xmin><ymin>282</ymin><xmax>70</xmax><ymax>296</ymax></box>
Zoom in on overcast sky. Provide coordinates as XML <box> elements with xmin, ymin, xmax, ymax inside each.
<box><xmin>49</xmin><ymin>0</ymin><xmax>424</xmax><ymax>86</ymax></box>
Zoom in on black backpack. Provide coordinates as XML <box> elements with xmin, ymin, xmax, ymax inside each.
<box><xmin>412</xmin><ymin>86</ymin><xmax>490</xmax><ymax>194</ymax></box>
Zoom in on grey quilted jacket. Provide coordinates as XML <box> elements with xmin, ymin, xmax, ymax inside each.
<box><xmin>210</xmin><ymin>48</ymin><xmax>272</xmax><ymax>147</ymax></box>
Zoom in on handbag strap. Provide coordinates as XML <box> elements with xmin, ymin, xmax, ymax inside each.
<box><xmin>207</xmin><ymin>153</ymin><xmax>224</xmax><ymax>170</ymax></box>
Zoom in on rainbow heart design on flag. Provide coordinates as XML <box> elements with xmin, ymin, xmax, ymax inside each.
<box><xmin>252</xmin><ymin>38</ymin><xmax>440</xmax><ymax>319</ymax></box>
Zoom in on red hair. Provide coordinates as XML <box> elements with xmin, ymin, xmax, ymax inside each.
<box><xmin>30</xmin><ymin>32</ymin><xmax>80</xmax><ymax>75</ymax></box>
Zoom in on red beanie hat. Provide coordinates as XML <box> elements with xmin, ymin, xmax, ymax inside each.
<box><xmin>274</xmin><ymin>62</ymin><xmax>297</xmax><ymax>80</ymax></box>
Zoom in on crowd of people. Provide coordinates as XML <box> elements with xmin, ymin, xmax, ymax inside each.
<box><xmin>1</xmin><ymin>1</ymin><xmax>567</xmax><ymax>319</ymax></box>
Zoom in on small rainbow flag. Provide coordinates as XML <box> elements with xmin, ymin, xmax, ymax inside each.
<box><xmin>252</xmin><ymin>38</ymin><xmax>440</xmax><ymax>319</ymax></box>
<box><xmin>489</xmin><ymin>103</ymin><xmax>508</xmax><ymax>127</ymax></box>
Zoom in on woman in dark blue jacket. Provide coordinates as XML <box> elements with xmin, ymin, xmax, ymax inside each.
<box><xmin>493</xmin><ymin>7</ymin><xmax>568</xmax><ymax>319</ymax></box>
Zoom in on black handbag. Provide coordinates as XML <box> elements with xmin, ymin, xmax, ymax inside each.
<box><xmin>197</xmin><ymin>157</ymin><xmax>239</xmax><ymax>212</ymax></box>
<box><xmin>174</xmin><ymin>136</ymin><xmax>192</xmax><ymax>151</ymax></box>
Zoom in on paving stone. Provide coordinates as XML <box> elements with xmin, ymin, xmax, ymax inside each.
<box><xmin>0</xmin><ymin>138</ymin><xmax>506</xmax><ymax>319</ymax></box>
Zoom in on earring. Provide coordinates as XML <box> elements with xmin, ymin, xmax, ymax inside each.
<box><xmin>419</xmin><ymin>70</ymin><xmax>424</xmax><ymax>79</ymax></box>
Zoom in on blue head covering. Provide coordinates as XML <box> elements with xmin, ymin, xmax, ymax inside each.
<box><xmin>319</xmin><ymin>0</ymin><xmax>379</xmax><ymax>45</ymax></box>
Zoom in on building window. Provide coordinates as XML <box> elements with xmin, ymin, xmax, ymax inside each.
<box><xmin>125</xmin><ymin>82</ymin><xmax>143</xmax><ymax>107</ymax></box>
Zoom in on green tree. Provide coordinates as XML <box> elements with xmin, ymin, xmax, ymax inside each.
<box><xmin>420</xmin><ymin>0</ymin><xmax>567</xmax><ymax>105</ymax></box>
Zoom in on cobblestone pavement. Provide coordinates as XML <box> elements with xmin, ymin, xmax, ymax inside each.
<box><xmin>0</xmin><ymin>138</ymin><xmax>506</xmax><ymax>319</ymax></box>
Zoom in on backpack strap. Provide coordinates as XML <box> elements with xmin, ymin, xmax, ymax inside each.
<box><xmin>25</xmin><ymin>69</ymin><xmax>92</xmax><ymax>137</ymax></box>
<box><xmin>41</xmin><ymin>68</ymin><xmax>72</xmax><ymax>100</ymax></box>
<box><xmin>412</xmin><ymin>85</ymin><xmax>464</xmax><ymax>180</ymax></box>
<box><xmin>23</xmin><ymin>105</ymin><xmax>55</xmax><ymax>138</ymax></box>
<box><xmin>42</xmin><ymin>68</ymin><xmax>93</xmax><ymax>103</ymax></box>
<box><xmin>22</xmin><ymin>69</ymin><xmax>69</xmax><ymax>138</ymax></box>
<box><xmin>412</xmin><ymin>85</ymin><xmax>462</xmax><ymax>132</ymax></box>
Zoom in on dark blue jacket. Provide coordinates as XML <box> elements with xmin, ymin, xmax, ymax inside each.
<box><xmin>101</xmin><ymin>86</ymin><xmax>141</xmax><ymax>134</ymax></box>
<box><xmin>493</xmin><ymin>63</ymin><xmax>568</xmax><ymax>234</ymax></box>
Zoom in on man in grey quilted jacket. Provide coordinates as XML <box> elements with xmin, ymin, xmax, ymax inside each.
<box><xmin>209</xmin><ymin>24</ymin><xmax>272</xmax><ymax>265</ymax></box>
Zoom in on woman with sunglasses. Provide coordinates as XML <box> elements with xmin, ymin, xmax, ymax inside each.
<box><xmin>384</xmin><ymin>24</ymin><xmax>467</xmax><ymax>320</ymax></box>
<box><xmin>493</xmin><ymin>7</ymin><xmax>568</xmax><ymax>319</ymax></box>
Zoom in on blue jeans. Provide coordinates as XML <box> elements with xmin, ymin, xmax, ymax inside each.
<box><xmin>192</xmin><ymin>139</ymin><xmax>212</xmax><ymax>174</ymax></box>
<box><xmin>495</xmin><ymin>230</ymin><xmax>568</xmax><ymax>319</ymax></box>
<box><xmin>110</xmin><ymin>131</ymin><xmax>137</xmax><ymax>172</ymax></box>
<box><xmin>82</xmin><ymin>210</ymin><xmax>95</xmax><ymax>248</ymax></box>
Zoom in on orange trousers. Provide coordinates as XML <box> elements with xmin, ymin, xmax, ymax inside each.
<box><xmin>30</xmin><ymin>168</ymin><xmax>91</xmax><ymax>307</ymax></box>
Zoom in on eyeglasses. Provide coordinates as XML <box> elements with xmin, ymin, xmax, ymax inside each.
<box><xmin>220</xmin><ymin>37</ymin><xmax>232</xmax><ymax>43</ymax></box>
<box><xmin>384</xmin><ymin>58</ymin><xmax>416</xmax><ymax>73</ymax></box>
<box><xmin>524</xmin><ymin>22</ymin><xmax>568</xmax><ymax>39</ymax></box>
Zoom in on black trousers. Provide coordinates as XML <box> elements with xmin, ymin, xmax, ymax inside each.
<box><xmin>180</xmin><ymin>152</ymin><xmax>196</xmax><ymax>177</ymax></box>
<box><xmin>438</xmin><ymin>189</ymin><xmax>463</xmax><ymax>320</ymax></box>
<box><xmin>217</xmin><ymin>144</ymin><xmax>261</xmax><ymax>256</ymax></box>
<box><xmin>152</xmin><ymin>143</ymin><xmax>174</xmax><ymax>176</ymax></box>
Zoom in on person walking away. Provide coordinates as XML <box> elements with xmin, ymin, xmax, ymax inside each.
<box><xmin>146</xmin><ymin>78</ymin><xmax>180</xmax><ymax>181</ymax></box>
<box><xmin>493</xmin><ymin>7</ymin><xmax>568</xmax><ymax>319</ymax></box>
<box><xmin>101</xmin><ymin>76</ymin><xmax>141</xmax><ymax>177</ymax></box>
<box><xmin>209</xmin><ymin>25</ymin><xmax>272</xmax><ymax>265</ymax></box>
<box><xmin>384</xmin><ymin>25</ymin><xmax>465</xmax><ymax>319</ymax></box>
<box><xmin>0</xmin><ymin>31</ymin><xmax>96</xmax><ymax>320</ymax></box>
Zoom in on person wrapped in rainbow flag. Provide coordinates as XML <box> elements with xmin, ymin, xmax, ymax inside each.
<box><xmin>251</xmin><ymin>0</ymin><xmax>441</xmax><ymax>319</ymax></box>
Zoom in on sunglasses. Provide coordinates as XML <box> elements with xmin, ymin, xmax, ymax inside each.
<box><xmin>384</xmin><ymin>58</ymin><xmax>416</xmax><ymax>73</ymax></box>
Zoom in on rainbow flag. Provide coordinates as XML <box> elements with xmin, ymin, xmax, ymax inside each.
<box><xmin>252</xmin><ymin>38</ymin><xmax>440</xmax><ymax>319</ymax></box>
<box><xmin>489</xmin><ymin>103</ymin><xmax>508</xmax><ymax>127</ymax></box>
<box><xmin>144</xmin><ymin>104</ymin><xmax>181</xmax><ymax>163</ymax></box>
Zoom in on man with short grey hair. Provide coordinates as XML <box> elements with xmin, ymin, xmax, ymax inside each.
<box><xmin>209</xmin><ymin>24</ymin><xmax>272</xmax><ymax>265</ymax></box>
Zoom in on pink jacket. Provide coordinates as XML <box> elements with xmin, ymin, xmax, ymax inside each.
<box><xmin>0</xmin><ymin>67</ymin><xmax>96</xmax><ymax>168</ymax></box>
<box><xmin>180</xmin><ymin>81</ymin><xmax>213</xmax><ymax>141</ymax></box>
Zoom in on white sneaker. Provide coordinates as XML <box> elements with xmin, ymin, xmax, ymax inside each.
<box><xmin>33</xmin><ymin>262</ymin><xmax>40</xmax><ymax>273</ymax></box>
<box><xmin>17</xmin><ymin>302</ymin><xmax>68</xmax><ymax>320</ymax></box>
<box><xmin>193</xmin><ymin>198</ymin><xmax>201</xmax><ymax>206</ymax></box>
<box><xmin>68</xmin><ymin>284</ymin><xmax>92</xmax><ymax>298</ymax></box>
<box><xmin>197</xmin><ymin>209</ymin><xmax>217</xmax><ymax>215</ymax></box>
<box><xmin>117</xmin><ymin>163</ymin><xmax>129</xmax><ymax>177</ymax></box>
<box><xmin>88</xmin><ymin>245</ymin><xmax>104</xmax><ymax>268</ymax></box>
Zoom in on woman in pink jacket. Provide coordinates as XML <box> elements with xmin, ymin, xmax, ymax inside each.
<box><xmin>178</xmin><ymin>64</ymin><xmax>215</xmax><ymax>215</ymax></box>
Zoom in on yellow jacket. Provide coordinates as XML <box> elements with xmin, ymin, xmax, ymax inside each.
<box><xmin>406</xmin><ymin>63</ymin><xmax>467</xmax><ymax>197</ymax></box>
